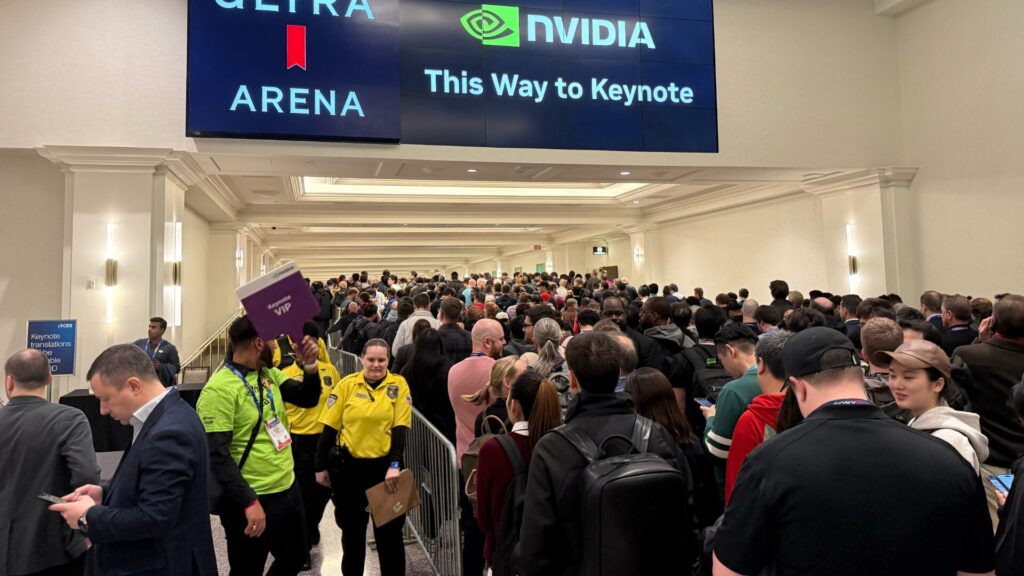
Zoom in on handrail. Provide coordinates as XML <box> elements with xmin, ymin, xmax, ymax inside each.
<box><xmin>178</xmin><ymin>308</ymin><xmax>243</xmax><ymax>385</ymax></box>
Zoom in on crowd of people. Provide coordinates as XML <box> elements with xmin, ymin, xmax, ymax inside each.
<box><xmin>3</xmin><ymin>267</ymin><xmax>1024</xmax><ymax>576</ymax></box>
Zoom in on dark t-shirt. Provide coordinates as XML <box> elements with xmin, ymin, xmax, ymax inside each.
<box><xmin>715</xmin><ymin>403</ymin><xmax>994</xmax><ymax>576</ymax></box>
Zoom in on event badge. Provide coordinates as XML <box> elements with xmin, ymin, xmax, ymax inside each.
<box><xmin>266</xmin><ymin>417</ymin><xmax>292</xmax><ymax>451</ymax></box>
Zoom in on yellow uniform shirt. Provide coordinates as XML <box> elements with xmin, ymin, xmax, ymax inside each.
<box><xmin>318</xmin><ymin>371</ymin><xmax>413</xmax><ymax>459</ymax></box>
<box><xmin>282</xmin><ymin>361</ymin><xmax>340</xmax><ymax>435</ymax></box>
<box><xmin>272</xmin><ymin>336</ymin><xmax>330</xmax><ymax>368</ymax></box>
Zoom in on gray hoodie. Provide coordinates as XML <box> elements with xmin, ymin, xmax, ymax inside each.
<box><xmin>644</xmin><ymin>323</ymin><xmax>695</xmax><ymax>350</ymax></box>
<box><xmin>910</xmin><ymin>406</ymin><xmax>990</xmax><ymax>474</ymax></box>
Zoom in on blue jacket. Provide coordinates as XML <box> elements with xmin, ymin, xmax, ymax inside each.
<box><xmin>85</xmin><ymin>390</ymin><xmax>216</xmax><ymax>576</ymax></box>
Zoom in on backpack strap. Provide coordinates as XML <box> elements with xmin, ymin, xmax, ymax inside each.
<box><xmin>631</xmin><ymin>416</ymin><xmax>653</xmax><ymax>453</ymax></box>
<box><xmin>495</xmin><ymin>434</ymin><xmax>525</xmax><ymax>476</ymax></box>
<box><xmin>554</xmin><ymin>425</ymin><xmax>600</xmax><ymax>463</ymax></box>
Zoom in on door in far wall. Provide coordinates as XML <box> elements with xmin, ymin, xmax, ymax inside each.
<box><xmin>536</xmin><ymin>263</ymin><xmax>545</xmax><ymax>274</ymax></box>
<box><xmin>601</xmin><ymin>265</ymin><xmax>619</xmax><ymax>280</ymax></box>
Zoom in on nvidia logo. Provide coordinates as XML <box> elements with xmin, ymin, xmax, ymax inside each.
<box><xmin>460</xmin><ymin>4</ymin><xmax>656</xmax><ymax>50</ymax></box>
<box><xmin>461</xmin><ymin>5</ymin><xmax>520</xmax><ymax>47</ymax></box>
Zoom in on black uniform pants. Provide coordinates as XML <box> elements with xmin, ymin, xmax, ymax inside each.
<box><xmin>221</xmin><ymin>482</ymin><xmax>307</xmax><ymax>576</ymax></box>
<box><xmin>329</xmin><ymin>456</ymin><xmax>406</xmax><ymax>576</ymax></box>
<box><xmin>292</xmin><ymin>432</ymin><xmax>332</xmax><ymax>547</ymax></box>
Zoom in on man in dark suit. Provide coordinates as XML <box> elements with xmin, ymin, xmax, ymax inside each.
<box><xmin>1</xmin><ymin>349</ymin><xmax>99</xmax><ymax>576</ymax></box>
<box><xmin>920</xmin><ymin>290</ymin><xmax>946</xmax><ymax>334</ymax></box>
<box><xmin>941</xmin><ymin>294</ymin><xmax>979</xmax><ymax>356</ymax></box>
<box><xmin>133</xmin><ymin>317</ymin><xmax>180</xmax><ymax>388</ymax></box>
<box><xmin>50</xmin><ymin>345</ymin><xmax>216</xmax><ymax>576</ymax></box>
<box><xmin>838</xmin><ymin>294</ymin><xmax>863</xmax><ymax>348</ymax></box>
<box><xmin>952</xmin><ymin>294</ymin><xmax>1024</xmax><ymax>528</ymax></box>
<box><xmin>601</xmin><ymin>296</ymin><xmax>663</xmax><ymax>370</ymax></box>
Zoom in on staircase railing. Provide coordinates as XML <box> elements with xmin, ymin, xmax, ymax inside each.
<box><xmin>178</xmin><ymin>308</ymin><xmax>243</xmax><ymax>386</ymax></box>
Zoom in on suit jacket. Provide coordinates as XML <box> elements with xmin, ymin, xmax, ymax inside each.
<box><xmin>438</xmin><ymin>323</ymin><xmax>473</xmax><ymax>366</ymax></box>
<box><xmin>624</xmin><ymin>326</ymin><xmax>664</xmax><ymax>371</ymax></box>
<box><xmin>85</xmin><ymin>390</ymin><xmax>216</xmax><ymax>576</ymax></box>
<box><xmin>953</xmin><ymin>338</ymin><xmax>1024</xmax><ymax>467</ymax></box>
<box><xmin>133</xmin><ymin>339</ymin><xmax>181</xmax><ymax>388</ymax></box>
<box><xmin>0</xmin><ymin>397</ymin><xmax>99</xmax><ymax>576</ymax></box>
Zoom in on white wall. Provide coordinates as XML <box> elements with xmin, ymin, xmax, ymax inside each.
<box><xmin>819</xmin><ymin>187</ymin><xmax>887</xmax><ymax>298</ymax></box>
<box><xmin>653</xmin><ymin>196</ymin><xmax>828</xmax><ymax>303</ymax></box>
<box><xmin>0</xmin><ymin>0</ymin><xmax>905</xmax><ymax>170</ymax></box>
<box><xmin>180</xmin><ymin>206</ymin><xmax>209</xmax><ymax>356</ymax></box>
<box><xmin>0</xmin><ymin>154</ymin><xmax>65</xmax><ymax>401</ymax></box>
<box><xmin>895</xmin><ymin>0</ymin><xmax>1024</xmax><ymax>298</ymax></box>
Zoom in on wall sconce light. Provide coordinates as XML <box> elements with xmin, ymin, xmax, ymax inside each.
<box><xmin>545</xmin><ymin>259</ymin><xmax>554</xmax><ymax>274</ymax></box>
<box><xmin>633</xmin><ymin>245</ymin><xmax>645</xmax><ymax>266</ymax></box>
<box><xmin>845</xmin><ymin>224</ymin><xmax>857</xmax><ymax>292</ymax></box>
<box><xmin>105</xmin><ymin>222</ymin><xmax>117</xmax><ymax>324</ymax></box>
<box><xmin>236</xmin><ymin>248</ymin><xmax>245</xmax><ymax>270</ymax></box>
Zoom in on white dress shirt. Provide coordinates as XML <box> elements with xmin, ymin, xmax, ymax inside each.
<box><xmin>130</xmin><ymin>387</ymin><xmax>172</xmax><ymax>442</ymax></box>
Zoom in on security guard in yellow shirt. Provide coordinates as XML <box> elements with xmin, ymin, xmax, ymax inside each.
<box><xmin>281</xmin><ymin>322</ymin><xmax>341</xmax><ymax>557</ymax></box>
<box><xmin>315</xmin><ymin>338</ymin><xmax>411</xmax><ymax>576</ymax></box>
<box><xmin>273</xmin><ymin>333</ymin><xmax>330</xmax><ymax>369</ymax></box>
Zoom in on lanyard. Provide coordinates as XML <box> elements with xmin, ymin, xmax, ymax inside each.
<box><xmin>145</xmin><ymin>340</ymin><xmax>162</xmax><ymax>359</ymax></box>
<box><xmin>226</xmin><ymin>364</ymin><xmax>275</xmax><ymax>420</ymax></box>
<box><xmin>470</xmin><ymin>352</ymin><xmax>486</xmax><ymax>358</ymax></box>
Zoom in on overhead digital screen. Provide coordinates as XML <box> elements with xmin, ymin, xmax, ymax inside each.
<box><xmin>186</xmin><ymin>0</ymin><xmax>717</xmax><ymax>152</ymax></box>
<box><xmin>186</xmin><ymin>0</ymin><xmax>401</xmax><ymax>141</ymax></box>
<box><xmin>399</xmin><ymin>0</ymin><xmax>717</xmax><ymax>152</ymax></box>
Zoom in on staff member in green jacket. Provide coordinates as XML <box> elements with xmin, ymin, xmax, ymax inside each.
<box><xmin>315</xmin><ymin>338</ymin><xmax>412</xmax><ymax>576</ymax></box>
<box><xmin>196</xmin><ymin>316</ymin><xmax>322</xmax><ymax>576</ymax></box>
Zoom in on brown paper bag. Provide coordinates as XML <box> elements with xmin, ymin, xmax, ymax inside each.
<box><xmin>365</xmin><ymin>469</ymin><xmax>421</xmax><ymax>528</ymax></box>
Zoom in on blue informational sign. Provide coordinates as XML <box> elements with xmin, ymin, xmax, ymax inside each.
<box><xmin>186</xmin><ymin>0</ymin><xmax>401</xmax><ymax>141</ymax></box>
<box><xmin>27</xmin><ymin>320</ymin><xmax>77</xmax><ymax>376</ymax></box>
<box><xmin>400</xmin><ymin>0</ymin><xmax>718</xmax><ymax>152</ymax></box>
<box><xmin>185</xmin><ymin>0</ymin><xmax>717</xmax><ymax>152</ymax></box>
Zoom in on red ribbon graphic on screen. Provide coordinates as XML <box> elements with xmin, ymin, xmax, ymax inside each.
<box><xmin>287</xmin><ymin>25</ymin><xmax>307</xmax><ymax>70</ymax></box>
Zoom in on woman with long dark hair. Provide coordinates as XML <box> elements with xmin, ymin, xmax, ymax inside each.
<box><xmin>398</xmin><ymin>328</ymin><xmax>456</xmax><ymax>443</ymax></box>
<box><xmin>626</xmin><ymin>367</ymin><xmax>721</xmax><ymax>530</ymax></box>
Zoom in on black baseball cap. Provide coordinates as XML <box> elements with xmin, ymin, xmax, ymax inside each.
<box><xmin>782</xmin><ymin>327</ymin><xmax>860</xmax><ymax>378</ymax></box>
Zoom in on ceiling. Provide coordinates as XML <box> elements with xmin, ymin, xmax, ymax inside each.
<box><xmin>177</xmin><ymin>151</ymin><xmax>871</xmax><ymax>276</ymax></box>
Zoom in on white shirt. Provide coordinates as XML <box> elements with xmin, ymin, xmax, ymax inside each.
<box><xmin>512</xmin><ymin>421</ymin><xmax>529</xmax><ymax>436</ymax></box>
<box><xmin>131</xmin><ymin>387</ymin><xmax>172</xmax><ymax>442</ymax></box>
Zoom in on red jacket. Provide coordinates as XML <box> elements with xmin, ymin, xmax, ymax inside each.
<box><xmin>476</xmin><ymin>432</ymin><xmax>532</xmax><ymax>564</ymax></box>
<box><xmin>724</xmin><ymin>393</ymin><xmax>784</xmax><ymax>504</ymax></box>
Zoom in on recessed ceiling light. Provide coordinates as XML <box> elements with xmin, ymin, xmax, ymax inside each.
<box><xmin>632</xmin><ymin>200</ymin><xmax>641</xmax><ymax>204</ymax></box>
<box><xmin>620</xmin><ymin>170</ymin><xmax>631</xmax><ymax>176</ymax></box>
<box><xmin>467</xmin><ymin>168</ymin><xmax>479</xmax><ymax>173</ymax></box>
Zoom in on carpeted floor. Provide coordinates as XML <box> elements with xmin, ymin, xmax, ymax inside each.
<box><xmin>210</xmin><ymin>502</ymin><xmax>435</xmax><ymax>575</ymax></box>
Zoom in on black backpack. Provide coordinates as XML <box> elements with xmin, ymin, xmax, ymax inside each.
<box><xmin>555</xmin><ymin>417</ymin><xmax>691</xmax><ymax>576</ymax></box>
<box><xmin>341</xmin><ymin>318</ymin><xmax>370</xmax><ymax>354</ymax></box>
<box><xmin>491</xmin><ymin>435</ymin><xmax>528</xmax><ymax>576</ymax></box>
<box><xmin>682</xmin><ymin>345</ymin><xmax>733</xmax><ymax>401</ymax></box>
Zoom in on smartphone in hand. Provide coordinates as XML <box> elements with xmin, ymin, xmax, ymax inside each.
<box><xmin>694</xmin><ymin>398</ymin><xmax>714</xmax><ymax>408</ymax></box>
<box><xmin>987</xmin><ymin>474</ymin><xmax>1014</xmax><ymax>494</ymax></box>
<box><xmin>38</xmin><ymin>493</ymin><xmax>65</xmax><ymax>505</ymax></box>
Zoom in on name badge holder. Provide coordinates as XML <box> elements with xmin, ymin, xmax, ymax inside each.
<box><xmin>229</xmin><ymin>364</ymin><xmax>293</xmax><ymax>452</ymax></box>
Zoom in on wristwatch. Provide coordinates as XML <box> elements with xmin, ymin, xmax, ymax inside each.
<box><xmin>78</xmin><ymin>514</ymin><xmax>89</xmax><ymax>535</ymax></box>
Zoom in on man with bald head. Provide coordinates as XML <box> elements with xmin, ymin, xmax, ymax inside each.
<box><xmin>810</xmin><ymin>296</ymin><xmax>842</xmax><ymax>331</ymax></box>
<box><xmin>449</xmin><ymin>318</ymin><xmax>505</xmax><ymax>575</ymax></box>
<box><xmin>1</xmin><ymin>349</ymin><xmax>100</xmax><ymax>576</ymax></box>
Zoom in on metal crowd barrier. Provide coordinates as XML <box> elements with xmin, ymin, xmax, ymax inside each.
<box><xmin>404</xmin><ymin>408</ymin><xmax>463</xmax><ymax>576</ymax></box>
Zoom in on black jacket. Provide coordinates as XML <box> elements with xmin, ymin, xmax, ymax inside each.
<box><xmin>844</xmin><ymin>319</ymin><xmax>862</xmax><ymax>349</ymax></box>
<box><xmin>515</xmin><ymin>392</ymin><xmax>690</xmax><ymax>576</ymax></box>
<box><xmin>0</xmin><ymin>398</ymin><xmax>100</xmax><ymax>575</ymax></box>
<box><xmin>996</xmin><ymin>456</ymin><xmax>1024</xmax><ymax>575</ymax></box>
<box><xmin>624</xmin><ymin>326</ymin><xmax>664</xmax><ymax>371</ymax></box>
<box><xmin>953</xmin><ymin>338</ymin><xmax>1024</xmax><ymax>467</ymax></box>
<box><xmin>502</xmin><ymin>338</ymin><xmax>536</xmax><ymax>358</ymax></box>
<box><xmin>943</xmin><ymin>324</ymin><xmax>979</xmax><ymax>356</ymax></box>
<box><xmin>438</xmin><ymin>323</ymin><xmax>473</xmax><ymax>365</ymax></box>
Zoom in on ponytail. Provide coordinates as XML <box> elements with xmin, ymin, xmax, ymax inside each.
<box><xmin>509</xmin><ymin>370</ymin><xmax>563</xmax><ymax>451</ymax></box>
<box><xmin>528</xmin><ymin>378</ymin><xmax>562</xmax><ymax>451</ymax></box>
